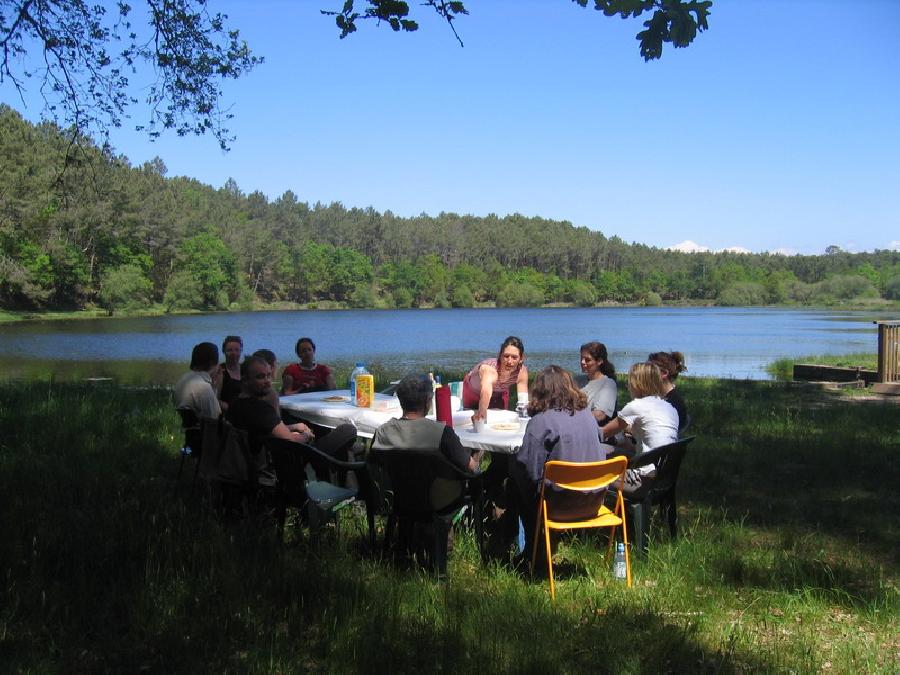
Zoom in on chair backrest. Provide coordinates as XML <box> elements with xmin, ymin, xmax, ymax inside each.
<box><xmin>198</xmin><ymin>416</ymin><xmax>226</xmax><ymax>479</ymax></box>
<box><xmin>217</xmin><ymin>424</ymin><xmax>253</xmax><ymax>486</ymax></box>
<box><xmin>176</xmin><ymin>407</ymin><xmax>200</xmax><ymax>429</ymax></box>
<box><xmin>267</xmin><ymin>437</ymin><xmax>309</xmax><ymax>504</ymax></box>
<box><xmin>631</xmin><ymin>436</ymin><xmax>695</xmax><ymax>494</ymax></box>
<box><xmin>368</xmin><ymin>448</ymin><xmax>472</xmax><ymax>517</ymax></box>
<box><xmin>542</xmin><ymin>456</ymin><xmax>628</xmax><ymax>492</ymax></box>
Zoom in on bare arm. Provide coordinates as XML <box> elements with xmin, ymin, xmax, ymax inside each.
<box><xmin>474</xmin><ymin>364</ymin><xmax>498</xmax><ymax>421</ymax></box>
<box><xmin>600</xmin><ymin>416</ymin><xmax>626</xmax><ymax>443</ymax></box>
<box><xmin>270</xmin><ymin>421</ymin><xmax>313</xmax><ymax>444</ymax></box>
<box><xmin>325</xmin><ymin>371</ymin><xmax>337</xmax><ymax>390</ymax></box>
<box><xmin>516</xmin><ymin>364</ymin><xmax>529</xmax><ymax>395</ymax></box>
<box><xmin>281</xmin><ymin>371</ymin><xmax>298</xmax><ymax>395</ymax></box>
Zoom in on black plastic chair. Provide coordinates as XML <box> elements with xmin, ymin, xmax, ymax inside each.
<box><xmin>175</xmin><ymin>408</ymin><xmax>202</xmax><ymax>488</ymax></box>
<box><xmin>267</xmin><ymin>437</ymin><xmax>376</xmax><ymax>547</ymax></box>
<box><xmin>624</xmin><ymin>436</ymin><xmax>695</xmax><ymax>554</ymax></box>
<box><xmin>368</xmin><ymin>447</ymin><xmax>483</xmax><ymax>577</ymax></box>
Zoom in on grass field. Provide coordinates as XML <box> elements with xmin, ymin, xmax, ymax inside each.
<box><xmin>0</xmin><ymin>378</ymin><xmax>897</xmax><ymax>672</ymax></box>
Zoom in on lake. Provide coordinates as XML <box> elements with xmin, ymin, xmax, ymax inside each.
<box><xmin>0</xmin><ymin>307</ymin><xmax>892</xmax><ymax>385</ymax></box>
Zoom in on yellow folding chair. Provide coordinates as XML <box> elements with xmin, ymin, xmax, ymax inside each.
<box><xmin>531</xmin><ymin>456</ymin><xmax>631</xmax><ymax>598</ymax></box>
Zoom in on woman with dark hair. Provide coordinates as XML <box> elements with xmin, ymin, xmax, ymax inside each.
<box><xmin>462</xmin><ymin>336</ymin><xmax>529</xmax><ymax>422</ymax></box>
<box><xmin>282</xmin><ymin>337</ymin><xmax>336</xmax><ymax>394</ymax></box>
<box><xmin>217</xmin><ymin>335</ymin><xmax>243</xmax><ymax>411</ymax></box>
<box><xmin>510</xmin><ymin>365</ymin><xmax>607</xmax><ymax>565</ymax></box>
<box><xmin>579</xmin><ymin>341</ymin><xmax>618</xmax><ymax>425</ymax></box>
<box><xmin>647</xmin><ymin>351</ymin><xmax>688</xmax><ymax>431</ymax></box>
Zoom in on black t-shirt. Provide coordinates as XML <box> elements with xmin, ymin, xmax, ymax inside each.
<box><xmin>665</xmin><ymin>387</ymin><xmax>688</xmax><ymax>432</ymax></box>
<box><xmin>227</xmin><ymin>396</ymin><xmax>280</xmax><ymax>456</ymax></box>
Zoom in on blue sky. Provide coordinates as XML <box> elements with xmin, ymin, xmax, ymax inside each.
<box><xmin>3</xmin><ymin>0</ymin><xmax>899</xmax><ymax>255</ymax></box>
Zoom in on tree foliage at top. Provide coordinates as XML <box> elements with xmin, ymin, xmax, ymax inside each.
<box><xmin>324</xmin><ymin>0</ymin><xmax>712</xmax><ymax>58</ymax></box>
<box><xmin>0</xmin><ymin>0</ymin><xmax>261</xmax><ymax>149</ymax></box>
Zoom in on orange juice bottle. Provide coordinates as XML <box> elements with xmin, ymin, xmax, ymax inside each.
<box><xmin>355</xmin><ymin>372</ymin><xmax>374</xmax><ymax>408</ymax></box>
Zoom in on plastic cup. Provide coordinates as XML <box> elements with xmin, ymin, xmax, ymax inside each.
<box><xmin>472</xmin><ymin>418</ymin><xmax>485</xmax><ymax>433</ymax></box>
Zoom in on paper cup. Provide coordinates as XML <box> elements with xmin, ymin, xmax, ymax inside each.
<box><xmin>472</xmin><ymin>418</ymin><xmax>485</xmax><ymax>433</ymax></box>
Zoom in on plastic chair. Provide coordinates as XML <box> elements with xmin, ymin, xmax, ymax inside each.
<box><xmin>175</xmin><ymin>408</ymin><xmax>202</xmax><ymax>487</ymax></box>
<box><xmin>368</xmin><ymin>448</ymin><xmax>483</xmax><ymax>577</ymax></box>
<box><xmin>531</xmin><ymin>456</ymin><xmax>631</xmax><ymax>598</ymax></box>
<box><xmin>624</xmin><ymin>436</ymin><xmax>695</xmax><ymax>554</ymax></box>
<box><xmin>267</xmin><ymin>438</ymin><xmax>376</xmax><ymax>547</ymax></box>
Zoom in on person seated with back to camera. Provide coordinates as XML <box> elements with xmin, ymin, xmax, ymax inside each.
<box><xmin>173</xmin><ymin>341</ymin><xmax>222</xmax><ymax>420</ymax></box>
<box><xmin>226</xmin><ymin>355</ymin><xmax>357</xmax><ymax>471</ymax></box>
<box><xmin>510</xmin><ymin>365</ymin><xmax>608</xmax><ymax>567</ymax></box>
<box><xmin>372</xmin><ymin>374</ymin><xmax>481</xmax><ymax>511</ymax></box>
<box><xmin>600</xmin><ymin>362</ymin><xmax>678</xmax><ymax>496</ymax></box>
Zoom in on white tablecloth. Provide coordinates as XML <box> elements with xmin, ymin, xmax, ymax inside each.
<box><xmin>279</xmin><ymin>390</ymin><xmax>524</xmax><ymax>454</ymax></box>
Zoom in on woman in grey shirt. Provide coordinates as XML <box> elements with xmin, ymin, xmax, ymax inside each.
<box><xmin>511</xmin><ymin>365</ymin><xmax>608</xmax><ymax>568</ymax></box>
<box><xmin>579</xmin><ymin>341</ymin><xmax>618</xmax><ymax>425</ymax></box>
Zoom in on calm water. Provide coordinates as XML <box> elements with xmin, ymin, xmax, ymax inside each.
<box><xmin>0</xmin><ymin>307</ymin><xmax>892</xmax><ymax>385</ymax></box>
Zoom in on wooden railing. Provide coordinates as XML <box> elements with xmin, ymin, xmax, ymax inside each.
<box><xmin>875</xmin><ymin>320</ymin><xmax>900</xmax><ymax>383</ymax></box>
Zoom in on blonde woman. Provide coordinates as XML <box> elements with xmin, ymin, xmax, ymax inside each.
<box><xmin>600</xmin><ymin>362</ymin><xmax>678</xmax><ymax>454</ymax></box>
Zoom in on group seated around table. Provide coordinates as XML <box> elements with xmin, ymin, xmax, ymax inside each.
<box><xmin>282</xmin><ymin>337</ymin><xmax>336</xmax><ymax>394</ymax></box>
<box><xmin>372</xmin><ymin>374</ymin><xmax>481</xmax><ymax>510</ymax></box>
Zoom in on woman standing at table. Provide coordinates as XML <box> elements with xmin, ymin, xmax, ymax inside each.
<box><xmin>463</xmin><ymin>336</ymin><xmax>529</xmax><ymax>422</ymax></box>
<box><xmin>282</xmin><ymin>337</ymin><xmax>337</xmax><ymax>394</ymax></box>
<box><xmin>510</xmin><ymin>365</ymin><xmax>607</xmax><ymax>567</ymax></box>
<box><xmin>217</xmin><ymin>335</ymin><xmax>243</xmax><ymax>411</ymax></box>
<box><xmin>579</xmin><ymin>341</ymin><xmax>618</xmax><ymax>426</ymax></box>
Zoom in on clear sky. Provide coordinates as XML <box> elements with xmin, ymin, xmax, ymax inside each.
<box><xmin>3</xmin><ymin>0</ymin><xmax>899</xmax><ymax>255</ymax></box>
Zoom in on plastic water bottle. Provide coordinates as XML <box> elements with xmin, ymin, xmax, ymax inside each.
<box><xmin>614</xmin><ymin>542</ymin><xmax>627</xmax><ymax>580</ymax></box>
<box><xmin>349</xmin><ymin>362</ymin><xmax>367</xmax><ymax>405</ymax></box>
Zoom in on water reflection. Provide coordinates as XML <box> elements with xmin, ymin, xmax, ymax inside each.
<box><xmin>0</xmin><ymin>307</ymin><xmax>891</xmax><ymax>385</ymax></box>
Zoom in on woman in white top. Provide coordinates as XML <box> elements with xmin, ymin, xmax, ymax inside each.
<box><xmin>600</xmin><ymin>362</ymin><xmax>678</xmax><ymax>494</ymax></box>
<box><xmin>579</xmin><ymin>341</ymin><xmax>618</xmax><ymax>426</ymax></box>
<box><xmin>601</xmin><ymin>362</ymin><xmax>678</xmax><ymax>454</ymax></box>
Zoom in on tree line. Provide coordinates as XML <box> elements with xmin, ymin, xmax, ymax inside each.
<box><xmin>1</xmin><ymin>105</ymin><xmax>898</xmax><ymax>314</ymax></box>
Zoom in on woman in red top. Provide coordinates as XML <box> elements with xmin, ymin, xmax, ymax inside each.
<box><xmin>462</xmin><ymin>335</ymin><xmax>529</xmax><ymax>422</ymax></box>
<box><xmin>281</xmin><ymin>337</ymin><xmax>337</xmax><ymax>394</ymax></box>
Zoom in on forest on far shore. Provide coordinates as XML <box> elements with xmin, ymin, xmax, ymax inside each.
<box><xmin>2</xmin><ymin>105</ymin><xmax>898</xmax><ymax>314</ymax></box>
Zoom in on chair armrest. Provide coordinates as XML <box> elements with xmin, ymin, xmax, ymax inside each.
<box><xmin>299</xmin><ymin>442</ymin><xmax>367</xmax><ymax>470</ymax></box>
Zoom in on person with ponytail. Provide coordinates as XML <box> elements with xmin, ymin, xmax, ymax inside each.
<box><xmin>647</xmin><ymin>350</ymin><xmax>689</xmax><ymax>432</ymax></box>
<box><xmin>579</xmin><ymin>341</ymin><xmax>618</xmax><ymax>426</ymax></box>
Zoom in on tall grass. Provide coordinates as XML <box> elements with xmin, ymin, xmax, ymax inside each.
<box><xmin>766</xmin><ymin>353</ymin><xmax>878</xmax><ymax>380</ymax></box>
<box><xmin>0</xmin><ymin>378</ymin><xmax>897</xmax><ymax>672</ymax></box>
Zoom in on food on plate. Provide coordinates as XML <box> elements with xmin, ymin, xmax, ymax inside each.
<box><xmin>491</xmin><ymin>422</ymin><xmax>521</xmax><ymax>431</ymax></box>
<box><xmin>322</xmin><ymin>395</ymin><xmax>350</xmax><ymax>402</ymax></box>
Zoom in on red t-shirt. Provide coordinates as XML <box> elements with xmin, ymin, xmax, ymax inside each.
<box><xmin>283</xmin><ymin>363</ymin><xmax>332</xmax><ymax>392</ymax></box>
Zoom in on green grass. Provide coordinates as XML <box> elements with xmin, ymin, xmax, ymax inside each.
<box><xmin>0</xmin><ymin>378</ymin><xmax>897</xmax><ymax>672</ymax></box>
<box><xmin>766</xmin><ymin>353</ymin><xmax>878</xmax><ymax>380</ymax></box>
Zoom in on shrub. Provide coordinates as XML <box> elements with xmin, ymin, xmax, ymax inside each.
<box><xmin>569</xmin><ymin>281</ymin><xmax>597</xmax><ymax>307</ymax></box>
<box><xmin>496</xmin><ymin>282</ymin><xmax>544</xmax><ymax>307</ymax></box>
<box><xmin>814</xmin><ymin>274</ymin><xmax>878</xmax><ymax>301</ymax></box>
<box><xmin>163</xmin><ymin>270</ymin><xmax>202</xmax><ymax>311</ymax></box>
<box><xmin>717</xmin><ymin>282</ymin><xmax>768</xmax><ymax>306</ymax></box>
<box><xmin>642</xmin><ymin>291</ymin><xmax>662</xmax><ymax>307</ymax></box>
<box><xmin>392</xmin><ymin>287</ymin><xmax>413</xmax><ymax>308</ymax></box>
<box><xmin>882</xmin><ymin>275</ymin><xmax>900</xmax><ymax>300</ymax></box>
<box><xmin>98</xmin><ymin>264</ymin><xmax>153</xmax><ymax>313</ymax></box>
<box><xmin>451</xmin><ymin>284</ymin><xmax>474</xmax><ymax>308</ymax></box>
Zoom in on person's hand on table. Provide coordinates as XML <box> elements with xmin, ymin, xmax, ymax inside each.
<box><xmin>289</xmin><ymin>422</ymin><xmax>315</xmax><ymax>443</ymax></box>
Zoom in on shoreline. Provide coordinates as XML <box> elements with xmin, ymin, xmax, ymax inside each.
<box><xmin>2</xmin><ymin>299</ymin><xmax>897</xmax><ymax>323</ymax></box>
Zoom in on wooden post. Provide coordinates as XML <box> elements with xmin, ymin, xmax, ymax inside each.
<box><xmin>874</xmin><ymin>320</ymin><xmax>900</xmax><ymax>388</ymax></box>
